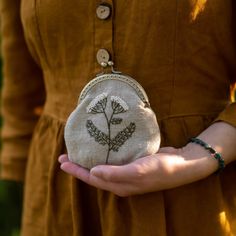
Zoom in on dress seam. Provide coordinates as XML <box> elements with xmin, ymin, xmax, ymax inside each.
<box><xmin>168</xmin><ymin>0</ymin><xmax>179</xmax><ymax>117</ymax></box>
<box><xmin>40</xmin><ymin>111</ymin><xmax>67</xmax><ymax>125</ymax></box>
<box><xmin>159</xmin><ymin>112</ymin><xmax>220</xmax><ymax>121</ymax></box>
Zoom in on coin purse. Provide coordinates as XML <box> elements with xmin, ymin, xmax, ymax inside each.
<box><xmin>64</xmin><ymin>72</ymin><xmax>161</xmax><ymax>169</ymax></box>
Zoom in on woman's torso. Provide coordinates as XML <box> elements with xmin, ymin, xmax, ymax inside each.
<box><xmin>20</xmin><ymin>0</ymin><xmax>236</xmax><ymax>123</ymax></box>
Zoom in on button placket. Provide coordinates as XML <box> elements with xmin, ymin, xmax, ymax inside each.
<box><xmin>94</xmin><ymin>0</ymin><xmax>114</xmax><ymax>73</ymax></box>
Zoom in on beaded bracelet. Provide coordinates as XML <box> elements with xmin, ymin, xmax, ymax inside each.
<box><xmin>189</xmin><ymin>137</ymin><xmax>225</xmax><ymax>173</ymax></box>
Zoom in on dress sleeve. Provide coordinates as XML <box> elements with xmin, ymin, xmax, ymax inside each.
<box><xmin>0</xmin><ymin>0</ymin><xmax>45</xmax><ymax>182</ymax></box>
<box><xmin>215</xmin><ymin>100</ymin><xmax>236</xmax><ymax>128</ymax></box>
<box><xmin>214</xmin><ymin>2</ymin><xmax>236</xmax><ymax>128</ymax></box>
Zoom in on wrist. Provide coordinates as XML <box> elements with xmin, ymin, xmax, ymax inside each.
<box><xmin>190</xmin><ymin>138</ymin><xmax>225</xmax><ymax>172</ymax></box>
<box><xmin>181</xmin><ymin>141</ymin><xmax>219</xmax><ymax>177</ymax></box>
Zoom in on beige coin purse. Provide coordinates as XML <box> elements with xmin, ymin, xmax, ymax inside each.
<box><xmin>64</xmin><ymin>72</ymin><xmax>161</xmax><ymax>169</ymax></box>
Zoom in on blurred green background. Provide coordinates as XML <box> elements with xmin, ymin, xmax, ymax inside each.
<box><xmin>0</xmin><ymin>59</ymin><xmax>23</xmax><ymax>236</ymax></box>
<box><xmin>0</xmin><ymin>181</ymin><xmax>23</xmax><ymax>236</ymax></box>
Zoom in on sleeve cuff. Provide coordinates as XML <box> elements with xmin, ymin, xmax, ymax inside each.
<box><xmin>214</xmin><ymin>102</ymin><xmax>236</xmax><ymax>128</ymax></box>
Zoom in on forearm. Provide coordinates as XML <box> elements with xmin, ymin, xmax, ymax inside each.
<box><xmin>196</xmin><ymin>121</ymin><xmax>236</xmax><ymax>164</ymax></box>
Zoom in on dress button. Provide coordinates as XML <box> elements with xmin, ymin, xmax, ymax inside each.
<box><xmin>96</xmin><ymin>4</ymin><xmax>111</xmax><ymax>20</ymax></box>
<box><xmin>96</xmin><ymin>49</ymin><xmax>110</xmax><ymax>65</ymax></box>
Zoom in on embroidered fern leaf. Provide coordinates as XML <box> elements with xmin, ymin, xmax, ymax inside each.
<box><xmin>86</xmin><ymin>120</ymin><xmax>109</xmax><ymax>145</ymax></box>
<box><xmin>110</xmin><ymin>122</ymin><xmax>136</xmax><ymax>152</ymax></box>
<box><xmin>110</xmin><ymin>118</ymin><xmax>123</xmax><ymax>125</ymax></box>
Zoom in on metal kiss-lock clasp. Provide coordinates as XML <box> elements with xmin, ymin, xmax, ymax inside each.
<box><xmin>97</xmin><ymin>61</ymin><xmax>122</xmax><ymax>76</ymax></box>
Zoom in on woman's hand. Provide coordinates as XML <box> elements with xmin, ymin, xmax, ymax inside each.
<box><xmin>59</xmin><ymin>121</ymin><xmax>236</xmax><ymax>197</ymax></box>
<box><xmin>58</xmin><ymin>146</ymin><xmax>217</xmax><ymax>197</ymax></box>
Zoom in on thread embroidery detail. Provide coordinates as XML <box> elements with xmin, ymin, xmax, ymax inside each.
<box><xmin>86</xmin><ymin>94</ymin><xmax>136</xmax><ymax>164</ymax></box>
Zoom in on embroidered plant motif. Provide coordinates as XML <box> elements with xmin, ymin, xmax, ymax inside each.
<box><xmin>86</xmin><ymin>94</ymin><xmax>136</xmax><ymax>164</ymax></box>
<box><xmin>111</xmin><ymin>96</ymin><xmax>129</xmax><ymax>114</ymax></box>
<box><xmin>86</xmin><ymin>93</ymin><xmax>108</xmax><ymax>114</ymax></box>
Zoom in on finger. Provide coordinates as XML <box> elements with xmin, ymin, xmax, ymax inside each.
<box><xmin>89</xmin><ymin>174</ymin><xmax>127</xmax><ymax>194</ymax></box>
<box><xmin>85</xmin><ymin>173</ymin><xmax>135</xmax><ymax>197</ymax></box>
<box><xmin>60</xmin><ymin>162</ymin><xmax>114</xmax><ymax>188</ymax></box>
<box><xmin>90</xmin><ymin>163</ymin><xmax>139</xmax><ymax>182</ymax></box>
<box><xmin>58</xmin><ymin>154</ymin><xmax>70</xmax><ymax>163</ymax></box>
<box><xmin>60</xmin><ymin>162</ymin><xmax>131</xmax><ymax>195</ymax></box>
<box><xmin>60</xmin><ymin>162</ymin><xmax>91</xmax><ymax>182</ymax></box>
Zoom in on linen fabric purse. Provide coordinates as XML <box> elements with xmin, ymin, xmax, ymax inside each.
<box><xmin>64</xmin><ymin>73</ymin><xmax>161</xmax><ymax>169</ymax></box>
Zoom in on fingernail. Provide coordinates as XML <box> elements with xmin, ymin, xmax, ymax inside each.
<box><xmin>58</xmin><ymin>156</ymin><xmax>63</xmax><ymax>163</ymax></box>
<box><xmin>60</xmin><ymin>163</ymin><xmax>67</xmax><ymax>171</ymax></box>
<box><xmin>90</xmin><ymin>167</ymin><xmax>101</xmax><ymax>177</ymax></box>
<box><xmin>58</xmin><ymin>154</ymin><xmax>68</xmax><ymax>163</ymax></box>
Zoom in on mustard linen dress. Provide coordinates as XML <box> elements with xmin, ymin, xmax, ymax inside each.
<box><xmin>1</xmin><ymin>0</ymin><xmax>236</xmax><ymax>235</ymax></box>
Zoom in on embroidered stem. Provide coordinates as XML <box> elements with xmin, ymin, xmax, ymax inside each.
<box><xmin>86</xmin><ymin>94</ymin><xmax>135</xmax><ymax>164</ymax></box>
<box><xmin>104</xmin><ymin>110</ymin><xmax>114</xmax><ymax>164</ymax></box>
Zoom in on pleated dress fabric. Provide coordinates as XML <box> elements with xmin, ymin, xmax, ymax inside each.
<box><xmin>1</xmin><ymin>0</ymin><xmax>236</xmax><ymax>235</ymax></box>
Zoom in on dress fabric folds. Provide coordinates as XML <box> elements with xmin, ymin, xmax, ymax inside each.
<box><xmin>1</xmin><ymin>0</ymin><xmax>236</xmax><ymax>235</ymax></box>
